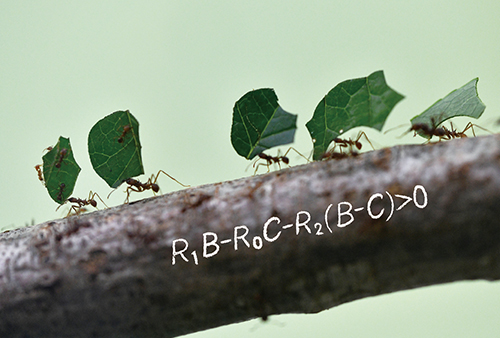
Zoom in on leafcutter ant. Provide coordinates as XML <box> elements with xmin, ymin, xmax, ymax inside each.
<box><xmin>440</xmin><ymin>121</ymin><xmax>491</xmax><ymax>139</ymax></box>
<box><xmin>35</xmin><ymin>164</ymin><xmax>44</xmax><ymax>184</ymax></box>
<box><xmin>54</xmin><ymin>148</ymin><xmax>68</xmax><ymax>168</ymax></box>
<box><xmin>42</xmin><ymin>146</ymin><xmax>53</xmax><ymax>153</ymax></box>
<box><xmin>252</xmin><ymin>147</ymin><xmax>309</xmax><ymax>175</ymax></box>
<box><xmin>409</xmin><ymin>118</ymin><xmax>489</xmax><ymax>141</ymax></box>
<box><xmin>110</xmin><ymin>170</ymin><xmax>190</xmax><ymax>203</ymax></box>
<box><xmin>117</xmin><ymin>125</ymin><xmax>131</xmax><ymax>143</ymax></box>
<box><xmin>321</xmin><ymin>149</ymin><xmax>359</xmax><ymax>161</ymax></box>
<box><xmin>56</xmin><ymin>183</ymin><xmax>66</xmax><ymax>203</ymax></box>
<box><xmin>332</xmin><ymin>131</ymin><xmax>375</xmax><ymax>154</ymax></box>
<box><xmin>57</xmin><ymin>191</ymin><xmax>108</xmax><ymax>217</ymax></box>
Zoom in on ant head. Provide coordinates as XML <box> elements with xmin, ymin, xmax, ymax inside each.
<box><xmin>282</xmin><ymin>156</ymin><xmax>289</xmax><ymax>164</ymax></box>
<box><xmin>68</xmin><ymin>197</ymin><xmax>78</xmax><ymax>203</ymax></box>
<box><xmin>355</xmin><ymin>141</ymin><xmax>362</xmax><ymax>150</ymax></box>
<box><xmin>60</xmin><ymin>148</ymin><xmax>68</xmax><ymax>156</ymax></box>
<box><xmin>151</xmin><ymin>183</ymin><xmax>160</xmax><ymax>193</ymax></box>
<box><xmin>125</xmin><ymin>178</ymin><xmax>135</xmax><ymax>185</ymax></box>
<box><xmin>90</xmin><ymin>200</ymin><xmax>97</xmax><ymax>208</ymax></box>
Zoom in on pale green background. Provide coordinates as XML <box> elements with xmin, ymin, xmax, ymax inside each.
<box><xmin>1</xmin><ymin>1</ymin><xmax>500</xmax><ymax>337</ymax></box>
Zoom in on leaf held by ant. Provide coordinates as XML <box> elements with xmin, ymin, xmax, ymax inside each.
<box><xmin>410</xmin><ymin>78</ymin><xmax>486</xmax><ymax>138</ymax></box>
<box><xmin>42</xmin><ymin>136</ymin><xmax>81</xmax><ymax>204</ymax></box>
<box><xmin>88</xmin><ymin>110</ymin><xmax>144</xmax><ymax>188</ymax></box>
<box><xmin>231</xmin><ymin>88</ymin><xmax>298</xmax><ymax>160</ymax></box>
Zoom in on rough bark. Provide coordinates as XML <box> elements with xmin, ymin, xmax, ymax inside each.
<box><xmin>1</xmin><ymin>135</ymin><xmax>500</xmax><ymax>338</ymax></box>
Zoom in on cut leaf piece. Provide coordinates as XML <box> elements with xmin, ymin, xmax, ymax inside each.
<box><xmin>306</xmin><ymin>70</ymin><xmax>404</xmax><ymax>160</ymax></box>
<box><xmin>88</xmin><ymin>110</ymin><xmax>144</xmax><ymax>188</ymax></box>
<box><xmin>42</xmin><ymin>136</ymin><xmax>81</xmax><ymax>204</ymax></box>
<box><xmin>231</xmin><ymin>88</ymin><xmax>297</xmax><ymax>159</ymax></box>
<box><xmin>410</xmin><ymin>78</ymin><xmax>485</xmax><ymax>137</ymax></box>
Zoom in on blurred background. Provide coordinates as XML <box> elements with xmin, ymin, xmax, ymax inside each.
<box><xmin>1</xmin><ymin>1</ymin><xmax>499</xmax><ymax>337</ymax></box>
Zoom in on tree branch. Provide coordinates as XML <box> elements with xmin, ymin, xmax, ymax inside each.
<box><xmin>2</xmin><ymin>135</ymin><xmax>500</xmax><ymax>338</ymax></box>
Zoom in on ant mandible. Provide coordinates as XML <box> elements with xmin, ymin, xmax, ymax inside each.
<box><xmin>57</xmin><ymin>191</ymin><xmax>108</xmax><ymax>217</ymax></box>
<box><xmin>117</xmin><ymin>125</ymin><xmax>131</xmax><ymax>143</ymax></box>
<box><xmin>115</xmin><ymin>170</ymin><xmax>189</xmax><ymax>203</ymax></box>
<box><xmin>54</xmin><ymin>148</ymin><xmax>68</xmax><ymax>168</ymax></box>
<box><xmin>252</xmin><ymin>147</ymin><xmax>309</xmax><ymax>175</ymax></box>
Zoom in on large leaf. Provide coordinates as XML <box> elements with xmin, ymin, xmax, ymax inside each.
<box><xmin>306</xmin><ymin>70</ymin><xmax>404</xmax><ymax>160</ymax></box>
<box><xmin>231</xmin><ymin>88</ymin><xmax>297</xmax><ymax>159</ymax></box>
<box><xmin>42</xmin><ymin>136</ymin><xmax>81</xmax><ymax>204</ymax></box>
<box><xmin>88</xmin><ymin>110</ymin><xmax>144</xmax><ymax>188</ymax></box>
<box><xmin>410</xmin><ymin>78</ymin><xmax>485</xmax><ymax>137</ymax></box>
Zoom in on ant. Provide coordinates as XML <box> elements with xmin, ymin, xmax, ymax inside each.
<box><xmin>408</xmin><ymin>117</ymin><xmax>447</xmax><ymax>140</ymax></box>
<box><xmin>409</xmin><ymin>118</ymin><xmax>488</xmax><ymax>141</ymax></box>
<box><xmin>252</xmin><ymin>147</ymin><xmax>309</xmax><ymax>175</ymax></box>
<box><xmin>54</xmin><ymin>148</ymin><xmax>68</xmax><ymax>168</ymax></box>
<box><xmin>35</xmin><ymin>164</ymin><xmax>44</xmax><ymax>184</ymax></box>
<box><xmin>56</xmin><ymin>183</ymin><xmax>66</xmax><ymax>203</ymax></box>
<box><xmin>117</xmin><ymin>125</ymin><xmax>131</xmax><ymax>143</ymax></box>
<box><xmin>321</xmin><ymin>149</ymin><xmax>359</xmax><ymax>161</ymax></box>
<box><xmin>57</xmin><ymin>191</ymin><xmax>108</xmax><ymax>217</ymax></box>
<box><xmin>332</xmin><ymin>131</ymin><xmax>375</xmax><ymax>154</ymax></box>
<box><xmin>440</xmin><ymin>121</ymin><xmax>490</xmax><ymax>139</ymax></box>
<box><xmin>42</xmin><ymin>146</ymin><xmax>53</xmax><ymax>153</ymax></box>
<box><xmin>110</xmin><ymin>170</ymin><xmax>189</xmax><ymax>203</ymax></box>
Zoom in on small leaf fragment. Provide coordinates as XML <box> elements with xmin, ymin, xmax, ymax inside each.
<box><xmin>88</xmin><ymin>110</ymin><xmax>144</xmax><ymax>188</ymax></box>
<box><xmin>306</xmin><ymin>70</ymin><xmax>404</xmax><ymax>160</ymax></box>
<box><xmin>231</xmin><ymin>88</ymin><xmax>297</xmax><ymax>159</ymax></box>
<box><xmin>42</xmin><ymin>136</ymin><xmax>81</xmax><ymax>204</ymax></box>
<box><xmin>410</xmin><ymin>78</ymin><xmax>486</xmax><ymax>137</ymax></box>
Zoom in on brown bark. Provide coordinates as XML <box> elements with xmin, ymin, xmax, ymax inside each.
<box><xmin>1</xmin><ymin>135</ymin><xmax>500</xmax><ymax>338</ymax></box>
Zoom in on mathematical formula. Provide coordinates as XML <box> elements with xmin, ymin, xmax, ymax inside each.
<box><xmin>172</xmin><ymin>184</ymin><xmax>428</xmax><ymax>265</ymax></box>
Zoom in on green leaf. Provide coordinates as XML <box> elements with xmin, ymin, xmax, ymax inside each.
<box><xmin>306</xmin><ymin>70</ymin><xmax>404</xmax><ymax>160</ymax></box>
<box><xmin>88</xmin><ymin>110</ymin><xmax>144</xmax><ymax>188</ymax></box>
<box><xmin>42</xmin><ymin>136</ymin><xmax>81</xmax><ymax>204</ymax></box>
<box><xmin>410</xmin><ymin>78</ymin><xmax>485</xmax><ymax>137</ymax></box>
<box><xmin>231</xmin><ymin>88</ymin><xmax>297</xmax><ymax>159</ymax></box>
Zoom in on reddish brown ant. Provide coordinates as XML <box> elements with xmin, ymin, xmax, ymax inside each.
<box><xmin>42</xmin><ymin>146</ymin><xmax>53</xmax><ymax>153</ymax></box>
<box><xmin>57</xmin><ymin>191</ymin><xmax>108</xmax><ymax>217</ymax></box>
<box><xmin>109</xmin><ymin>170</ymin><xmax>190</xmax><ymax>203</ymax></box>
<box><xmin>35</xmin><ymin>164</ymin><xmax>44</xmax><ymax>184</ymax></box>
<box><xmin>252</xmin><ymin>147</ymin><xmax>309</xmax><ymax>175</ymax></box>
<box><xmin>54</xmin><ymin>148</ymin><xmax>68</xmax><ymax>168</ymax></box>
<box><xmin>321</xmin><ymin>149</ymin><xmax>359</xmax><ymax>161</ymax></box>
<box><xmin>117</xmin><ymin>125</ymin><xmax>131</xmax><ymax>143</ymax></box>
<box><xmin>440</xmin><ymin>121</ymin><xmax>490</xmax><ymax>139</ymax></box>
<box><xmin>56</xmin><ymin>183</ymin><xmax>66</xmax><ymax>203</ymax></box>
<box><xmin>409</xmin><ymin>118</ymin><xmax>489</xmax><ymax>141</ymax></box>
<box><xmin>332</xmin><ymin>131</ymin><xmax>375</xmax><ymax>154</ymax></box>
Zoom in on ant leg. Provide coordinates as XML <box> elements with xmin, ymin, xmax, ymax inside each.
<box><xmin>124</xmin><ymin>185</ymin><xmax>142</xmax><ymax>204</ymax></box>
<box><xmin>282</xmin><ymin>147</ymin><xmax>310</xmax><ymax>163</ymax></box>
<box><xmin>89</xmin><ymin>191</ymin><xmax>109</xmax><ymax>209</ymax></box>
<box><xmin>356</xmin><ymin>131</ymin><xmax>375</xmax><ymax>150</ymax></box>
<box><xmin>55</xmin><ymin>200</ymin><xmax>68</xmax><ymax>212</ymax></box>
<box><xmin>253</xmin><ymin>161</ymin><xmax>271</xmax><ymax>175</ymax></box>
<box><xmin>154</xmin><ymin>170</ymin><xmax>190</xmax><ymax>188</ymax></box>
<box><xmin>463</xmin><ymin>122</ymin><xmax>492</xmax><ymax>137</ymax></box>
<box><xmin>107</xmin><ymin>188</ymin><xmax>118</xmax><ymax>199</ymax></box>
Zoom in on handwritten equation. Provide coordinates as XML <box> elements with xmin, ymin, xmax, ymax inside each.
<box><xmin>172</xmin><ymin>184</ymin><xmax>428</xmax><ymax>265</ymax></box>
